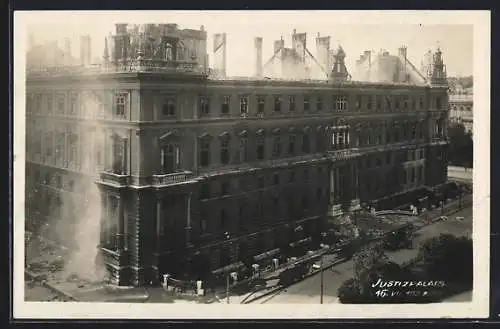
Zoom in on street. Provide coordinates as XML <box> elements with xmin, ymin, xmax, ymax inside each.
<box><xmin>253</xmin><ymin>206</ymin><xmax>472</xmax><ymax>304</ymax></box>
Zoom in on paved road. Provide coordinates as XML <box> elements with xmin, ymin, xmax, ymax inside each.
<box><xmin>255</xmin><ymin>207</ymin><xmax>472</xmax><ymax>304</ymax></box>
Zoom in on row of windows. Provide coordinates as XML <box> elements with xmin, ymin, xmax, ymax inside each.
<box><xmin>199</xmin><ymin>166</ymin><xmax>327</xmax><ymax>199</ymax></box>
<box><xmin>26</xmin><ymin>92</ymin><xmax>129</xmax><ymax>118</ymax></box>
<box><xmin>198</xmin><ymin>189</ymin><xmax>326</xmax><ymax>234</ymax></box>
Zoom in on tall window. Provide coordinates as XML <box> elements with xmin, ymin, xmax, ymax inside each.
<box><xmin>68</xmin><ymin>133</ymin><xmax>77</xmax><ymax>163</ymax></box>
<box><xmin>70</xmin><ymin>94</ymin><xmax>78</xmax><ymax>115</ymax></box>
<box><xmin>395</xmin><ymin>96</ymin><xmax>400</xmax><ymax>110</ymax></box>
<box><xmin>239</xmin><ymin>138</ymin><xmax>248</xmax><ymax>162</ymax></box>
<box><xmin>316</xmin><ymin>96</ymin><xmax>323</xmax><ymax>111</ymax></box>
<box><xmin>256</xmin><ymin>136</ymin><xmax>265</xmax><ymax>160</ymax></box>
<box><xmin>112</xmin><ymin>137</ymin><xmax>126</xmax><ymax>174</ymax></box>
<box><xmin>366</xmin><ymin>95</ymin><xmax>372</xmax><ymax>110</ymax></box>
<box><xmin>257</xmin><ymin>97</ymin><xmax>265</xmax><ymax>114</ymax></box>
<box><xmin>272</xmin><ymin>136</ymin><xmax>281</xmax><ymax>157</ymax></box>
<box><xmin>57</xmin><ymin>95</ymin><xmax>65</xmax><ymax>114</ymax></box>
<box><xmin>274</xmin><ymin>96</ymin><xmax>282</xmax><ymax>112</ymax></box>
<box><xmin>376</xmin><ymin>96</ymin><xmax>382</xmax><ymax>111</ymax></box>
<box><xmin>47</xmin><ymin>95</ymin><xmax>53</xmax><ymax>114</ymax></box>
<box><xmin>303</xmin><ymin>96</ymin><xmax>310</xmax><ymax>111</ymax></box>
<box><xmin>334</xmin><ymin>95</ymin><xmax>348</xmax><ymax>112</ymax></box>
<box><xmin>221</xmin><ymin>181</ymin><xmax>230</xmax><ymax>196</ymax></box>
<box><xmin>200</xmin><ymin>183</ymin><xmax>210</xmax><ymax>199</ymax></box>
<box><xmin>199</xmin><ymin>140</ymin><xmax>210</xmax><ymax>167</ymax></box>
<box><xmin>419</xmin><ymin>97</ymin><xmax>424</xmax><ymax>109</ymax></box>
<box><xmin>45</xmin><ymin>132</ymin><xmax>53</xmax><ymax>157</ymax></box>
<box><xmin>221</xmin><ymin>96</ymin><xmax>230</xmax><ymax>115</ymax></box>
<box><xmin>355</xmin><ymin>96</ymin><xmax>361</xmax><ymax>109</ymax></box>
<box><xmin>435</xmin><ymin>97</ymin><xmax>442</xmax><ymax>109</ymax></box>
<box><xmin>34</xmin><ymin>95</ymin><xmax>42</xmax><ymax>114</ymax></box>
<box><xmin>419</xmin><ymin>122</ymin><xmax>425</xmax><ymax>138</ymax></box>
<box><xmin>220</xmin><ymin>209</ymin><xmax>227</xmax><ymax>230</ymax></box>
<box><xmin>288</xmin><ymin>135</ymin><xmax>296</xmax><ymax>155</ymax></box>
<box><xmin>162</xmin><ymin>98</ymin><xmax>176</xmax><ymax>116</ymax></box>
<box><xmin>55</xmin><ymin>132</ymin><xmax>64</xmax><ymax>163</ymax></box>
<box><xmin>411</xmin><ymin>123</ymin><xmax>417</xmax><ymax>139</ymax></box>
<box><xmin>115</xmin><ymin>93</ymin><xmax>127</xmax><ymax>117</ymax></box>
<box><xmin>301</xmin><ymin>195</ymin><xmax>309</xmax><ymax>210</ymax></box>
<box><xmin>302</xmin><ymin>134</ymin><xmax>310</xmax><ymax>153</ymax></box>
<box><xmin>200</xmin><ymin>96</ymin><xmax>210</xmax><ymax>116</ymax></box>
<box><xmin>289</xmin><ymin>96</ymin><xmax>296</xmax><ymax>112</ymax></box>
<box><xmin>161</xmin><ymin>144</ymin><xmax>179</xmax><ymax>173</ymax></box>
<box><xmin>240</xmin><ymin>96</ymin><xmax>249</xmax><ymax>115</ymax></box>
<box><xmin>220</xmin><ymin>139</ymin><xmax>230</xmax><ymax>164</ymax></box>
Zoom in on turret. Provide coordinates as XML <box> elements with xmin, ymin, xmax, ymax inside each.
<box><xmin>329</xmin><ymin>44</ymin><xmax>349</xmax><ymax>83</ymax></box>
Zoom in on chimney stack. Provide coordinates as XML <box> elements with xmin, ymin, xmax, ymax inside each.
<box><xmin>63</xmin><ymin>38</ymin><xmax>72</xmax><ymax>65</ymax></box>
<box><xmin>274</xmin><ymin>39</ymin><xmax>284</xmax><ymax>54</ymax></box>
<box><xmin>80</xmin><ymin>35</ymin><xmax>92</xmax><ymax>67</ymax></box>
<box><xmin>213</xmin><ymin>33</ymin><xmax>227</xmax><ymax>77</ymax></box>
<box><xmin>255</xmin><ymin>37</ymin><xmax>263</xmax><ymax>78</ymax></box>
<box><xmin>398</xmin><ymin>46</ymin><xmax>407</xmax><ymax>60</ymax></box>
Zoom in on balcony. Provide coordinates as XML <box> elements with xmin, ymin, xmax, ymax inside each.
<box><xmin>101</xmin><ymin>247</ymin><xmax>129</xmax><ymax>268</ymax></box>
<box><xmin>99</xmin><ymin>172</ymin><xmax>131</xmax><ymax>186</ymax></box>
<box><xmin>326</xmin><ymin>148</ymin><xmax>360</xmax><ymax>161</ymax></box>
<box><xmin>152</xmin><ymin>171</ymin><xmax>194</xmax><ymax>186</ymax></box>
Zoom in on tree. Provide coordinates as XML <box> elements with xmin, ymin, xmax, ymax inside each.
<box><xmin>418</xmin><ymin>234</ymin><xmax>473</xmax><ymax>286</ymax></box>
<box><xmin>352</xmin><ymin>241</ymin><xmax>388</xmax><ymax>294</ymax></box>
<box><xmin>447</xmin><ymin>122</ymin><xmax>473</xmax><ymax>168</ymax></box>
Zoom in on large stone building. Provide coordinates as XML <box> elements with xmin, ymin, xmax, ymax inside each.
<box><xmin>448</xmin><ymin>78</ymin><xmax>473</xmax><ymax>134</ymax></box>
<box><xmin>25</xmin><ymin>24</ymin><xmax>449</xmax><ymax>286</ymax></box>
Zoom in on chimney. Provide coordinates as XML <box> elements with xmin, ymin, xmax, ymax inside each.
<box><xmin>213</xmin><ymin>33</ymin><xmax>227</xmax><ymax>77</ymax></box>
<box><xmin>80</xmin><ymin>35</ymin><xmax>92</xmax><ymax>66</ymax></box>
<box><xmin>398</xmin><ymin>46</ymin><xmax>407</xmax><ymax>60</ymax></box>
<box><xmin>63</xmin><ymin>38</ymin><xmax>72</xmax><ymax>65</ymax></box>
<box><xmin>254</xmin><ymin>37</ymin><xmax>263</xmax><ymax>78</ymax></box>
<box><xmin>316</xmin><ymin>35</ymin><xmax>331</xmax><ymax>73</ymax></box>
<box><xmin>274</xmin><ymin>39</ymin><xmax>284</xmax><ymax>54</ymax></box>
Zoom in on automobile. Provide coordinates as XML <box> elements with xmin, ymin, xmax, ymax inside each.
<box><xmin>455</xmin><ymin>216</ymin><xmax>465</xmax><ymax>221</ymax></box>
<box><xmin>312</xmin><ymin>263</ymin><xmax>321</xmax><ymax>270</ymax></box>
<box><xmin>439</xmin><ymin>216</ymin><xmax>448</xmax><ymax>221</ymax></box>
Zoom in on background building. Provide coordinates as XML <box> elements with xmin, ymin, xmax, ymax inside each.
<box><xmin>448</xmin><ymin>77</ymin><xmax>473</xmax><ymax>134</ymax></box>
<box><xmin>25</xmin><ymin>23</ymin><xmax>449</xmax><ymax>286</ymax></box>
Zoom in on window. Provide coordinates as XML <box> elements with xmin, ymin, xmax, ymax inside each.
<box><xmin>44</xmin><ymin>172</ymin><xmax>52</xmax><ymax>185</ymax></box>
<box><xmin>411</xmin><ymin>167</ymin><xmax>416</xmax><ymax>182</ymax></box>
<box><xmin>240</xmin><ymin>96</ymin><xmax>249</xmax><ymax>115</ymax></box>
<box><xmin>200</xmin><ymin>183</ymin><xmax>210</xmax><ymax>199</ymax></box>
<box><xmin>257</xmin><ymin>97</ymin><xmax>265</xmax><ymax>114</ymax></box>
<box><xmin>57</xmin><ymin>95</ymin><xmax>65</xmax><ymax>114</ymax></box>
<box><xmin>355</xmin><ymin>96</ymin><xmax>361</xmax><ymax>109</ymax></box>
<box><xmin>274</xmin><ymin>96</ymin><xmax>282</xmax><ymax>112</ymax></box>
<box><xmin>376</xmin><ymin>158</ymin><xmax>381</xmax><ymax>167</ymax></box>
<box><xmin>419</xmin><ymin>97</ymin><xmax>424</xmax><ymax>109</ymax></box>
<box><xmin>316</xmin><ymin>188</ymin><xmax>322</xmax><ymax>200</ymax></box>
<box><xmin>221</xmin><ymin>181</ymin><xmax>230</xmax><ymax>196</ymax></box>
<box><xmin>221</xmin><ymin>96</ymin><xmax>230</xmax><ymax>115</ymax></box>
<box><xmin>161</xmin><ymin>144</ymin><xmax>179</xmax><ymax>173</ymax></box>
<box><xmin>273</xmin><ymin>173</ymin><xmax>280</xmax><ymax>185</ymax></box>
<box><xmin>34</xmin><ymin>95</ymin><xmax>42</xmax><ymax>114</ymax></box>
<box><xmin>304</xmin><ymin>169</ymin><xmax>309</xmax><ymax>180</ymax></box>
<box><xmin>45</xmin><ymin>132</ymin><xmax>53</xmax><ymax>157</ymax></box>
<box><xmin>419</xmin><ymin>122</ymin><xmax>425</xmax><ymax>138</ymax></box>
<box><xmin>220</xmin><ymin>209</ymin><xmax>227</xmax><ymax>230</ymax></box>
<box><xmin>115</xmin><ymin>93</ymin><xmax>127</xmax><ymax>117</ymax></box>
<box><xmin>316</xmin><ymin>96</ymin><xmax>323</xmax><ymax>111</ymax></box>
<box><xmin>200</xmin><ymin>96</ymin><xmax>210</xmax><ymax>115</ymax></box>
<box><xmin>47</xmin><ymin>95</ymin><xmax>53</xmax><ymax>114</ymax></box>
<box><xmin>258</xmin><ymin>176</ymin><xmax>265</xmax><ymax>188</ymax></box>
<box><xmin>303</xmin><ymin>96</ymin><xmax>310</xmax><ymax>111</ymax></box>
<box><xmin>289</xmin><ymin>170</ymin><xmax>295</xmax><ymax>182</ymax></box>
<box><xmin>68</xmin><ymin>179</ymin><xmax>74</xmax><ymax>192</ymax></box>
<box><xmin>162</xmin><ymin>98</ymin><xmax>176</xmax><ymax>116</ymax></box>
<box><xmin>55</xmin><ymin>175</ymin><xmax>62</xmax><ymax>189</ymax></box>
<box><xmin>334</xmin><ymin>95</ymin><xmax>348</xmax><ymax>111</ymax></box>
<box><xmin>376</xmin><ymin>96</ymin><xmax>382</xmax><ymax>110</ymax></box>
<box><xmin>394</xmin><ymin>131</ymin><xmax>400</xmax><ymax>142</ymax></box>
<box><xmin>70</xmin><ymin>94</ymin><xmax>78</xmax><ymax>115</ymax></box>
<box><xmin>220</xmin><ymin>139</ymin><xmax>230</xmax><ymax>164</ymax></box>
<box><xmin>419</xmin><ymin>149</ymin><xmax>424</xmax><ymax>159</ymax></box>
<box><xmin>395</xmin><ymin>97</ymin><xmax>400</xmax><ymax>110</ymax></box>
<box><xmin>436</xmin><ymin>97</ymin><xmax>442</xmax><ymax>109</ymax></box>
<box><xmin>289</xmin><ymin>96</ymin><xmax>296</xmax><ymax>112</ymax></box>
<box><xmin>272</xmin><ymin>136</ymin><xmax>281</xmax><ymax>157</ymax></box>
<box><xmin>200</xmin><ymin>217</ymin><xmax>208</xmax><ymax>233</ymax></box>
<box><xmin>239</xmin><ymin>138</ymin><xmax>248</xmax><ymax>163</ymax></box>
<box><xmin>411</xmin><ymin>124</ymin><xmax>417</xmax><ymax>139</ymax></box>
<box><xmin>200</xmin><ymin>140</ymin><xmax>210</xmax><ymax>167</ymax></box>
<box><xmin>301</xmin><ymin>134</ymin><xmax>310</xmax><ymax>153</ymax></box>
<box><xmin>288</xmin><ymin>135</ymin><xmax>296</xmax><ymax>155</ymax></box>
<box><xmin>419</xmin><ymin>166</ymin><xmax>424</xmax><ymax>181</ymax></box>
<box><xmin>386</xmin><ymin>153</ymin><xmax>391</xmax><ymax>164</ymax></box>
<box><xmin>273</xmin><ymin>197</ymin><xmax>279</xmax><ymax>217</ymax></box>
<box><xmin>366</xmin><ymin>95</ymin><xmax>372</xmax><ymax>110</ymax></box>
<box><xmin>256</xmin><ymin>137</ymin><xmax>265</xmax><ymax>160</ymax></box>
<box><xmin>301</xmin><ymin>195</ymin><xmax>309</xmax><ymax>210</ymax></box>
<box><xmin>112</xmin><ymin>137</ymin><xmax>125</xmax><ymax>174</ymax></box>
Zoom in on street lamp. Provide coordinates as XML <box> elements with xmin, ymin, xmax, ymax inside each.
<box><xmin>320</xmin><ymin>253</ymin><xmax>324</xmax><ymax>304</ymax></box>
<box><xmin>225</xmin><ymin>232</ymin><xmax>231</xmax><ymax>304</ymax></box>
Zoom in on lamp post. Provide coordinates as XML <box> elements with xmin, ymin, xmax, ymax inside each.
<box><xmin>225</xmin><ymin>231</ymin><xmax>231</xmax><ymax>304</ymax></box>
<box><xmin>320</xmin><ymin>254</ymin><xmax>324</xmax><ymax>304</ymax></box>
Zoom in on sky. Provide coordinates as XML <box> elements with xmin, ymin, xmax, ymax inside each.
<box><xmin>24</xmin><ymin>11</ymin><xmax>473</xmax><ymax>77</ymax></box>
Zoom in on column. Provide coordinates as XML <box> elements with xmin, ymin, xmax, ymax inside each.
<box><xmin>335</xmin><ymin>168</ymin><xmax>340</xmax><ymax>202</ymax></box>
<box><xmin>115</xmin><ymin>196</ymin><xmax>124</xmax><ymax>251</ymax></box>
<box><xmin>185</xmin><ymin>193</ymin><xmax>192</xmax><ymax>247</ymax></box>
